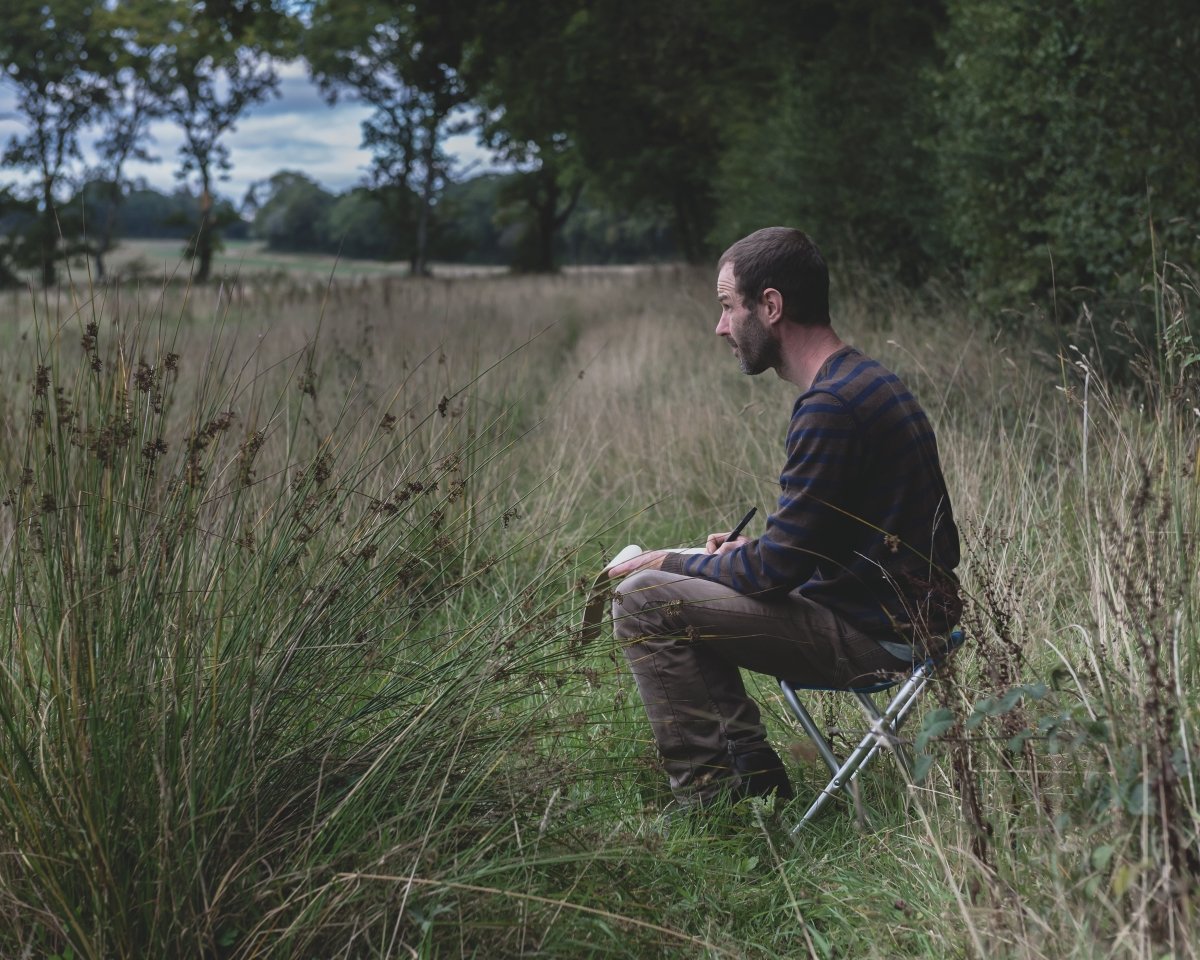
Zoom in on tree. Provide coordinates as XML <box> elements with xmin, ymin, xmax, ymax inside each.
<box><xmin>324</xmin><ymin>187</ymin><xmax>393</xmax><ymax>259</ymax></box>
<box><xmin>113</xmin><ymin>185</ymin><xmax>205</xmax><ymax>239</ymax></box>
<box><xmin>0</xmin><ymin>0</ymin><xmax>111</xmax><ymax>286</ymax></box>
<box><xmin>306</xmin><ymin>0</ymin><xmax>474</xmax><ymax>276</ymax></box>
<box><xmin>0</xmin><ymin>186</ymin><xmax>39</xmax><ymax>287</ymax></box>
<box><xmin>712</xmin><ymin>0</ymin><xmax>946</xmax><ymax>281</ymax></box>
<box><xmin>537</xmin><ymin>0</ymin><xmax>760</xmax><ymax>264</ymax></box>
<box><xmin>463</xmin><ymin>3</ymin><xmax>585</xmax><ymax>273</ymax></box>
<box><xmin>249</xmin><ymin>170</ymin><xmax>335</xmax><ymax>252</ymax></box>
<box><xmin>495</xmin><ymin>159</ymin><xmax>582</xmax><ymax>273</ymax></box>
<box><xmin>435</xmin><ymin>173</ymin><xmax>507</xmax><ymax>264</ymax></box>
<box><xmin>83</xmin><ymin>7</ymin><xmax>164</xmax><ymax>280</ymax></box>
<box><xmin>122</xmin><ymin>0</ymin><xmax>295</xmax><ymax>282</ymax></box>
<box><xmin>934</xmin><ymin>0</ymin><xmax>1200</xmax><ymax>314</ymax></box>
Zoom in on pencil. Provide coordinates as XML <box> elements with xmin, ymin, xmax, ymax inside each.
<box><xmin>723</xmin><ymin>506</ymin><xmax>757</xmax><ymax>546</ymax></box>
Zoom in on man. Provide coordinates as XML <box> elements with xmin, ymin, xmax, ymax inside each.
<box><xmin>607</xmin><ymin>227</ymin><xmax>961</xmax><ymax>809</ymax></box>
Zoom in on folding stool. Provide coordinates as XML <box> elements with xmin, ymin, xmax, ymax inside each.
<box><xmin>778</xmin><ymin>628</ymin><xmax>965</xmax><ymax>833</ymax></box>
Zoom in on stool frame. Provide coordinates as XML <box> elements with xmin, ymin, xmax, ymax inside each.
<box><xmin>778</xmin><ymin>631</ymin><xmax>962</xmax><ymax>834</ymax></box>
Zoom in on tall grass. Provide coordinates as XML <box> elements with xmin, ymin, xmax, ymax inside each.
<box><xmin>0</xmin><ymin>261</ymin><xmax>1197</xmax><ymax>957</ymax></box>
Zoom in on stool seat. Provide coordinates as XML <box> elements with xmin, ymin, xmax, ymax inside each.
<box><xmin>781</xmin><ymin>676</ymin><xmax>903</xmax><ymax>695</ymax></box>
<box><xmin>778</xmin><ymin>628</ymin><xmax>964</xmax><ymax>832</ymax></box>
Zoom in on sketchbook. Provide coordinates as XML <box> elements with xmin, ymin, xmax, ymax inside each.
<box><xmin>604</xmin><ymin>542</ymin><xmax>708</xmax><ymax>571</ymax></box>
<box><xmin>579</xmin><ymin>543</ymin><xmax>709</xmax><ymax>641</ymax></box>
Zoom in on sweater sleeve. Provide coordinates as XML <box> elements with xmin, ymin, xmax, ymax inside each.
<box><xmin>673</xmin><ymin>393</ymin><xmax>861</xmax><ymax>597</ymax></box>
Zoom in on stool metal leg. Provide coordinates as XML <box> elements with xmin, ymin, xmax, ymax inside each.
<box><xmin>789</xmin><ymin>665</ymin><xmax>936</xmax><ymax>833</ymax></box>
<box><xmin>779</xmin><ymin>680</ymin><xmax>841</xmax><ymax>776</ymax></box>
<box><xmin>849</xmin><ymin>690</ymin><xmax>886</xmax><ymax>781</ymax></box>
<box><xmin>849</xmin><ymin>677</ymin><xmax>927</xmax><ymax>782</ymax></box>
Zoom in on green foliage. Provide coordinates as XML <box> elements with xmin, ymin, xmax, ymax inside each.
<box><xmin>323</xmin><ymin>187</ymin><xmax>400</xmax><ymax>260</ymax></box>
<box><xmin>463</xmin><ymin>3</ymin><xmax>587</xmax><ymax>272</ymax></box>
<box><xmin>250</xmin><ymin>171</ymin><xmax>336</xmax><ymax>253</ymax></box>
<box><xmin>934</xmin><ymin>0</ymin><xmax>1200</xmax><ymax>307</ymax></box>
<box><xmin>551</xmin><ymin>0</ymin><xmax>752</xmax><ymax>264</ymax></box>
<box><xmin>305</xmin><ymin>0</ymin><xmax>474</xmax><ymax>275</ymax></box>
<box><xmin>712</xmin><ymin>0</ymin><xmax>944</xmax><ymax>282</ymax></box>
<box><xmin>118</xmin><ymin>0</ymin><xmax>297</xmax><ymax>281</ymax></box>
<box><xmin>434</xmin><ymin>174</ymin><xmax>509</xmax><ymax>264</ymax></box>
<box><xmin>0</xmin><ymin>186</ymin><xmax>40</xmax><ymax>287</ymax></box>
<box><xmin>0</xmin><ymin>0</ymin><xmax>114</xmax><ymax>286</ymax></box>
<box><xmin>5</xmin><ymin>0</ymin><xmax>1200</xmax><ymax>304</ymax></box>
<box><xmin>81</xmin><ymin>6</ymin><xmax>163</xmax><ymax>279</ymax></box>
<box><xmin>107</xmin><ymin>185</ymin><xmax>243</xmax><ymax>241</ymax></box>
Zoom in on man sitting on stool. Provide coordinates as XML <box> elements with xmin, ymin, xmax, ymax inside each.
<box><xmin>607</xmin><ymin>227</ymin><xmax>962</xmax><ymax>809</ymax></box>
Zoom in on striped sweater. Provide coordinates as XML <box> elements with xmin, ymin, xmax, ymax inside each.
<box><xmin>661</xmin><ymin>345</ymin><xmax>961</xmax><ymax>641</ymax></box>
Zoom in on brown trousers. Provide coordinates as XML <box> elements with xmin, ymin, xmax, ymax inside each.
<box><xmin>613</xmin><ymin>568</ymin><xmax>909</xmax><ymax>806</ymax></box>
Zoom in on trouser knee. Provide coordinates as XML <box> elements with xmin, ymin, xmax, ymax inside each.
<box><xmin>611</xmin><ymin>568</ymin><xmax>691</xmax><ymax>642</ymax></box>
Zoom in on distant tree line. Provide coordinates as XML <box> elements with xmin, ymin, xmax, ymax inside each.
<box><xmin>244</xmin><ymin>169</ymin><xmax>675</xmax><ymax>266</ymax></box>
<box><xmin>2</xmin><ymin>0</ymin><xmax>1198</xmax><ymax>318</ymax></box>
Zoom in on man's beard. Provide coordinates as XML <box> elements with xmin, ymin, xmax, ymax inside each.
<box><xmin>735</xmin><ymin>306</ymin><xmax>780</xmax><ymax>375</ymax></box>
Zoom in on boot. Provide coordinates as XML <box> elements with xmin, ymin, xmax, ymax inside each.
<box><xmin>732</xmin><ymin>747</ymin><xmax>794</xmax><ymax>802</ymax></box>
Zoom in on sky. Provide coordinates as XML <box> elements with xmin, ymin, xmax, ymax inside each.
<box><xmin>0</xmin><ymin>60</ymin><xmax>498</xmax><ymax>206</ymax></box>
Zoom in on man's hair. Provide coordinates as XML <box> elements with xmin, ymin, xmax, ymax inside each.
<box><xmin>718</xmin><ymin>227</ymin><xmax>830</xmax><ymax>326</ymax></box>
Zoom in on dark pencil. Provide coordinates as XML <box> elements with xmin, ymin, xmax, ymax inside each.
<box><xmin>723</xmin><ymin>506</ymin><xmax>757</xmax><ymax>546</ymax></box>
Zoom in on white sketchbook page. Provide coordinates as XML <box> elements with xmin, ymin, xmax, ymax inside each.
<box><xmin>604</xmin><ymin>543</ymin><xmax>707</xmax><ymax>573</ymax></box>
<box><xmin>582</xmin><ymin>543</ymin><xmax>710</xmax><ymax>640</ymax></box>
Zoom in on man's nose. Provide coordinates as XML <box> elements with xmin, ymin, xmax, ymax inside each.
<box><xmin>715</xmin><ymin>314</ymin><xmax>729</xmax><ymax>336</ymax></box>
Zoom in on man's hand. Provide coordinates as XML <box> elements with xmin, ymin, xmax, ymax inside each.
<box><xmin>704</xmin><ymin>533</ymin><xmax>750</xmax><ymax>556</ymax></box>
<box><xmin>605</xmin><ymin>548</ymin><xmax>670</xmax><ymax>579</ymax></box>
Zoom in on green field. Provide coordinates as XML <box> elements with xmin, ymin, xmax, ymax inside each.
<box><xmin>0</xmin><ymin>263</ymin><xmax>1197</xmax><ymax>958</ymax></box>
<box><xmin>86</xmin><ymin>238</ymin><xmax>512</xmax><ymax>281</ymax></box>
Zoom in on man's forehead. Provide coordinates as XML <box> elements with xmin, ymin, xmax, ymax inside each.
<box><xmin>716</xmin><ymin>262</ymin><xmax>738</xmax><ymax>300</ymax></box>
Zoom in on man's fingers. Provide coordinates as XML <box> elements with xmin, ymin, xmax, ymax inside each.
<box><xmin>715</xmin><ymin>535</ymin><xmax>748</xmax><ymax>556</ymax></box>
<box><xmin>705</xmin><ymin>532</ymin><xmax>732</xmax><ymax>554</ymax></box>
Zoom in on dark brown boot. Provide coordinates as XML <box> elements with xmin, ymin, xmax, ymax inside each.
<box><xmin>732</xmin><ymin>747</ymin><xmax>794</xmax><ymax>802</ymax></box>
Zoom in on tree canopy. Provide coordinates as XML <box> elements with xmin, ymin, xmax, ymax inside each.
<box><xmin>1</xmin><ymin>0</ymin><xmax>1196</xmax><ymax>314</ymax></box>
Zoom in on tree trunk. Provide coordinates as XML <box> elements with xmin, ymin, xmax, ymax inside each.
<box><xmin>40</xmin><ymin>183</ymin><xmax>56</xmax><ymax>288</ymax></box>
<box><xmin>531</xmin><ymin>173</ymin><xmax>559</xmax><ymax>274</ymax></box>
<box><xmin>95</xmin><ymin>187</ymin><xmax>120</xmax><ymax>282</ymax></box>
<box><xmin>195</xmin><ymin>173</ymin><xmax>213</xmax><ymax>283</ymax></box>
<box><xmin>522</xmin><ymin>171</ymin><xmax>582</xmax><ymax>274</ymax></box>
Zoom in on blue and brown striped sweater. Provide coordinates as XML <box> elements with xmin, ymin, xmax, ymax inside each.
<box><xmin>661</xmin><ymin>345</ymin><xmax>961</xmax><ymax>641</ymax></box>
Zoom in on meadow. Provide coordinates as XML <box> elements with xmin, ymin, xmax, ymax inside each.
<box><xmin>101</xmin><ymin>238</ymin><xmax>511</xmax><ymax>279</ymax></box>
<box><xmin>0</xmin><ymin>258</ymin><xmax>1197</xmax><ymax>958</ymax></box>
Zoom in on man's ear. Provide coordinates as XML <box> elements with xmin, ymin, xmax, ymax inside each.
<box><xmin>760</xmin><ymin>287</ymin><xmax>784</xmax><ymax>326</ymax></box>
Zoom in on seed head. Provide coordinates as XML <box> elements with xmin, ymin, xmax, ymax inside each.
<box><xmin>237</xmin><ymin>430</ymin><xmax>266</xmax><ymax>487</ymax></box>
<box><xmin>134</xmin><ymin>360</ymin><xmax>156</xmax><ymax>393</ymax></box>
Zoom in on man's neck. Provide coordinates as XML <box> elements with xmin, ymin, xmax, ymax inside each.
<box><xmin>777</xmin><ymin>325</ymin><xmax>846</xmax><ymax>389</ymax></box>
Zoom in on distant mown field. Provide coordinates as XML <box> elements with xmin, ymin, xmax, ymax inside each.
<box><xmin>0</xmin><ymin>262</ymin><xmax>1197</xmax><ymax>958</ymax></box>
<box><xmin>100</xmin><ymin>238</ymin><xmax>510</xmax><ymax>279</ymax></box>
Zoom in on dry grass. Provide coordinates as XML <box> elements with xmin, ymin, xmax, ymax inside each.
<box><xmin>0</xmin><ymin>261</ymin><xmax>1197</xmax><ymax>958</ymax></box>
